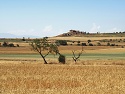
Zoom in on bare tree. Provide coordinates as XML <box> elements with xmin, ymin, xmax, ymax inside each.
<box><xmin>72</xmin><ymin>46</ymin><xmax>85</xmax><ymax>63</ymax></box>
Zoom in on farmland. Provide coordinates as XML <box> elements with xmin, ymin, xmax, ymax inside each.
<box><xmin>0</xmin><ymin>62</ymin><xmax>125</xmax><ymax>94</ymax></box>
<box><xmin>0</xmin><ymin>36</ymin><xmax>125</xmax><ymax>94</ymax></box>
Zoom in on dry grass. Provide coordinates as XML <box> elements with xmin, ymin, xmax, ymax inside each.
<box><xmin>49</xmin><ymin>36</ymin><xmax>125</xmax><ymax>41</ymax></box>
<box><xmin>0</xmin><ymin>47</ymin><xmax>34</xmax><ymax>54</ymax></box>
<box><xmin>0</xmin><ymin>46</ymin><xmax>124</xmax><ymax>54</ymax></box>
<box><xmin>0</xmin><ymin>61</ymin><xmax>125</xmax><ymax>94</ymax></box>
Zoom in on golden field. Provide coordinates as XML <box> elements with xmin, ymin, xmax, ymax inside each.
<box><xmin>0</xmin><ymin>61</ymin><xmax>125</xmax><ymax>94</ymax></box>
<box><xmin>0</xmin><ymin>45</ymin><xmax>125</xmax><ymax>54</ymax></box>
<box><xmin>49</xmin><ymin>36</ymin><xmax>125</xmax><ymax>41</ymax></box>
<box><xmin>0</xmin><ymin>36</ymin><xmax>125</xmax><ymax>94</ymax></box>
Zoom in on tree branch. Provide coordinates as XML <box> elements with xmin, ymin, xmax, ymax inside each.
<box><xmin>72</xmin><ymin>46</ymin><xmax>84</xmax><ymax>63</ymax></box>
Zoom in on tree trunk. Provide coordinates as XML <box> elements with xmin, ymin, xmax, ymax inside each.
<box><xmin>43</xmin><ymin>57</ymin><xmax>48</xmax><ymax>64</ymax></box>
<box><xmin>39</xmin><ymin>53</ymin><xmax>48</xmax><ymax>64</ymax></box>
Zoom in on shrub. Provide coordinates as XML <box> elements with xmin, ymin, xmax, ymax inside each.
<box><xmin>77</xmin><ymin>43</ymin><xmax>81</xmax><ymax>46</ymax></box>
<box><xmin>3</xmin><ymin>42</ymin><xmax>8</xmax><ymax>47</ymax></box>
<box><xmin>8</xmin><ymin>43</ymin><xmax>15</xmax><ymax>47</ymax></box>
<box><xmin>22</xmin><ymin>37</ymin><xmax>25</xmax><ymax>41</ymax></box>
<box><xmin>110</xmin><ymin>39</ymin><xmax>112</xmax><ymax>41</ymax></box>
<box><xmin>88</xmin><ymin>40</ymin><xmax>91</xmax><ymax>43</ymax></box>
<box><xmin>89</xmin><ymin>43</ymin><xmax>93</xmax><ymax>46</ymax></box>
<box><xmin>97</xmin><ymin>42</ymin><xmax>101</xmax><ymax>46</ymax></box>
<box><xmin>102</xmin><ymin>40</ymin><xmax>106</xmax><ymax>42</ymax></box>
<box><xmin>116</xmin><ymin>45</ymin><xmax>118</xmax><ymax>46</ymax></box>
<box><xmin>17</xmin><ymin>44</ymin><xmax>19</xmax><ymax>47</ymax></box>
<box><xmin>58</xmin><ymin>54</ymin><xmax>65</xmax><ymax>64</ymax></box>
<box><xmin>77</xmin><ymin>41</ymin><xmax>80</xmax><ymax>44</ymax></box>
<box><xmin>121</xmin><ymin>46</ymin><xmax>124</xmax><ymax>48</ymax></box>
<box><xmin>107</xmin><ymin>42</ymin><xmax>110</xmax><ymax>46</ymax></box>
<box><xmin>56</xmin><ymin>40</ymin><xmax>67</xmax><ymax>46</ymax></box>
<box><xmin>82</xmin><ymin>43</ymin><xmax>87</xmax><ymax>46</ymax></box>
<box><xmin>102</xmin><ymin>39</ymin><xmax>109</xmax><ymax>42</ymax></box>
<box><xmin>110</xmin><ymin>44</ymin><xmax>115</xmax><ymax>46</ymax></box>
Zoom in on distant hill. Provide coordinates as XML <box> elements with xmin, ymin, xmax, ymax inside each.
<box><xmin>0</xmin><ymin>33</ymin><xmax>40</xmax><ymax>38</ymax></box>
<box><xmin>57</xmin><ymin>30</ymin><xmax>86</xmax><ymax>37</ymax></box>
<box><xmin>0</xmin><ymin>33</ymin><xmax>17</xmax><ymax>38</ymax></box>
<box><xmin>57</xmin><ymin>30</ymin><xmax>125</xmax><ymax>37</ymax></box>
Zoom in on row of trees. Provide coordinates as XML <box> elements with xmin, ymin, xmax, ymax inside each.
<box><xmin>30</xmin><ymin>37</ymin><xmax>83</xmax><ymax>64</ymax></box>
<box><xmin>55</xmin><ymin>40</ymin><xmax>121</xmax><ymax>46</ymax></box>
<box><xmin>55</xmin><ymin>40</ymin><xmax>91</xmax><ymax>46</ymax></box>
<box><xmin>1</xmin><ymin>42</ymin><xmax>19</xmax><ymax>47</ymax></box>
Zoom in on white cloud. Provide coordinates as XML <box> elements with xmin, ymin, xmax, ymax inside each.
<box><xmin>106</xmin><ymin>28</ymin><xmax>121</xmax><ymax>33</ymax></box>
<box><xmin>40</xmin><ymin>25</ymin><xmax>57</xmax><ymax>37</ymax></box>
<box><xmin>43</xmin><ymin>25</ymin><xmax>53</xmax><ymax>32</ymax></box>
<box><xmin>90</xmin><ymin>23</ymin><xmax>100</xmax><ymax>33</ymax></box>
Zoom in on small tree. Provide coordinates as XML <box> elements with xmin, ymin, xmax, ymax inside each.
<box><xmin>30</xmin><ymin>37</ymin><xmax>59</xmax><ymax>64</ymax></box>
<box><xmin>17</xmin><ymin>44</ymin><xmax>19</xmax><ymax>47</ymax></box>
<box><xmin>110</xmin><ymin>44</ymin><xmax>115</xmax><ymax>46</ymax></box>
<box><xmin>82</xmin><ymin>43</ymin><xmax>87</xmax><ymax>46</ymax></box>
<box><xmin>77</xmin><ymin>41</ymin><xmax>80</xmax><ymax>44</ymax></box>
<box><xmin>89</xmin><ymin>43</ymin><xmax>93</xmax><ymax>46</ymax></box>
<box><xmin>97</xmin><ymin>42</ymin><xmax>101</xmax><ymax>46</ymax></box>
<box><xmin>3</xmin><ymin>42</ymin><xmax>8</xmax><ymax>47</ymax></box>
<box><xmin>56</xmin><ymin>40</ymin><xmax>67</xmax><ymax>46</ymax></box>
<box><xmin>107</xmin><ymin>42</ymin><xmax>110</xmax><ymax>46</ymax></box>
<box><xmin>88</xmin><ymin>40</ymin><xmax>91</xmax><ymax>43</ymax></box>
<box><xmin>22</xmin><ymin>37</ymin><xmax>26</xmax><ymax>41</ymax></box>
<box><xmin>8</xmin><ymin>43</ymin><xmax>15</xmax><ymax>47</ymax></box>
<box><xmin>72</xmin><ymin>46</ymin><xmax>85</xmax><ymax>63</ymax></box>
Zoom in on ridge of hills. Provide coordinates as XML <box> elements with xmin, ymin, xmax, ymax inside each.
<box><xmin>57</xmin><ymin>30</ymin><xmax>125</xmax><ymax>37</ymax></box>
<box><xmin>1</xmin><ymin>30</ymin><xmax>125</xmax><ymax>38</ymax></box>
<box><xmin>0</xmin><ymin>33</ymin><xmax>40</xmax><ymax>38</ymax></box>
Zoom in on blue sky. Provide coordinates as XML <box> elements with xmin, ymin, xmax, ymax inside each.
<box><xmin>0</xmin><ymin>0</ymin><xmax>125</xmax><ymax>37</ymax></box>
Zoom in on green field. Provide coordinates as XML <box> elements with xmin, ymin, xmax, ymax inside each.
<box><xmin>0</xmin><ymin>53</ymin><xmax>125</xmax><ymax>60</ymax></box>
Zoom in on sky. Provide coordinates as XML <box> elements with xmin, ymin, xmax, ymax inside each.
<box><xmin>0</xmin><ymin>0</ymin><xmax>125</xmax><ymax>38</ymax></box>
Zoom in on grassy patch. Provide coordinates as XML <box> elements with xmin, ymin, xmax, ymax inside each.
<box><xmin>0</xmin><ymin>53</ymin><xmax>125</xmax><ymax>60</ymax></box>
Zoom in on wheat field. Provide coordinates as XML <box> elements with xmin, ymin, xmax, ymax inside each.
<box><xmin>50</xmin><ymin>36</ymin><xmax>125</xmax><ymax>41</ymax></box>
<box><xmin>0</xmin><ymin>61</ymin><xmax>125</xmax><ymax>94</ymax></box>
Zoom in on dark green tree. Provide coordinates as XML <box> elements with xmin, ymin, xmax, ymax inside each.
<box><xmin>88</xmin><ymin>40</ymin><xmax>91</xmax><ymax>43</ymax></box>
<box><xmin>55</xmin><ymin>40</ymin><xmax>67</xmax><ymax>46</ymax></box>
<box><xmin>3</xmin><ymin>42</ymin><xmax>8</xmax><ymax>47</ymax></box>
<box><xmin>22</xmin><ymin>37</ymin><xmax>26</xmax><ymax>41</ymax></box>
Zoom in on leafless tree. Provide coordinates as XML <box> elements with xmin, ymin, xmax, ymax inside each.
<box><xmin>72</xmin><ymin>46</ymin><xmax>85</xmax><ymax>63</ymax></box>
